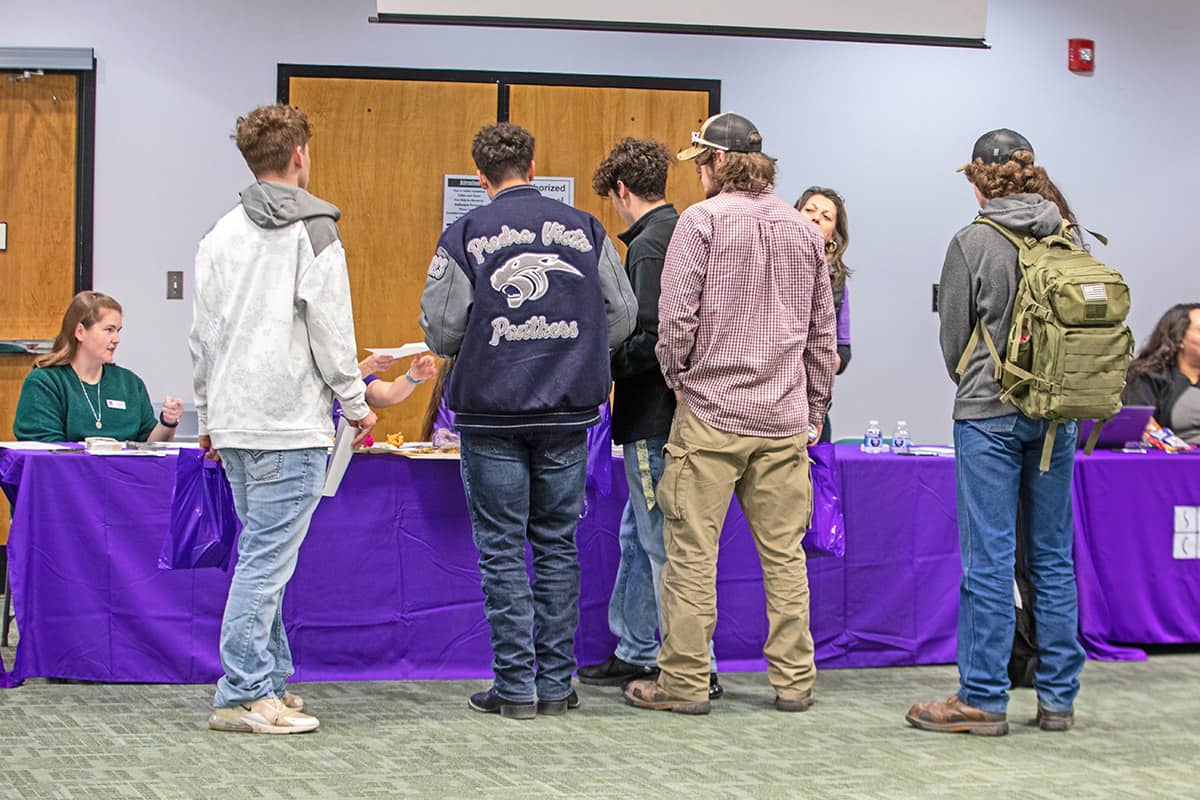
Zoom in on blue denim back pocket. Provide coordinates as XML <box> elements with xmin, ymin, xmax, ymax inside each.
<box><xmin>244</xmin><ymin>450</ymin><xmax>283</xmax><ymax>481</ymax></box>
<box><xmin>974</xmin><ymin>414</ymin><xmax>1019</xmax><ymax>434</ymax></box>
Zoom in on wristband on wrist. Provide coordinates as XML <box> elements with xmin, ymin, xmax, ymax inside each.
<box><xmin>159</xmin><ymin>412</ymin><xmax>179</xmax><ymax>428</ymax></box>
<box><xmin>404</xmin><ymin>371</ymin><xmax>425</xmax><ymax>385</ymax></box>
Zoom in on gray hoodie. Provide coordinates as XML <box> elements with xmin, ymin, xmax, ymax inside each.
<box><xmin>938</xmin><ymin>193</ymin><xmax>1063</xmax><ymax>420</ymax></box>
<box><xmin>190</xmin><ymin>181</ymin><xmax>368</xmax><ymax>449</ymax></box>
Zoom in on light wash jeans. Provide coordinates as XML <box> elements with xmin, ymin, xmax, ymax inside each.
<box><xmin>459</xmin><ymin>430</ymin><xmax>588</xmax><ymax>704</ymax></box>
<box><xmin>213</xmin><ymin>447</ymin><xmax>326</xmax><ymax>708</ymax></box>
<box><xmin>611</xmin><ymin>438</ymin><xmax>719</xmax><ymax>671</ymax></box>
<box><xmin>954</xmin><ymin>414</ymin><xmax>1085</xmax><ymax>713</ymax></box>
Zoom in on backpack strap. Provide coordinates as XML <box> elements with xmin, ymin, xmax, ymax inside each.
<box><xmin>973</xmin><ymin>216</ymin><xmax>1037</xmax><ymax>250</ymax></box>
<box><xmin>1039</xmin><ymin>421</ymin><xmax>1060</xmax><ymax>472</ymax></box>
<box><xmin>1082</xmin><ymin>420</ymin><xmax>1105</xmax><ymax>455</ymax></box>
<box><xmin>1065</xmin><ymin>221</ymin><xmax>1109</xmax><ymax>246</ymax></box>
<box><xmin>955</xmin><ymin>317</ymin><xmax>1005</xmax><ymax>377</ymax></box>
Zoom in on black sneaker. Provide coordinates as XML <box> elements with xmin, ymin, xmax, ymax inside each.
<box><xmin>577</xmin><ymin>654</ymin><xmax>658</xmax><ymax>686</ymax></box>
<box><xmin>709</xmin><ymin>673</ymin><xmax>724</xmax><ymax>701</ymax></box>
<box><xmin>537</xmin><ymin>690</ymin><xmax>580</xmax><ymax>716</ymax></box>
<box><xmin>468</xmin><ymin>687</ymin><xmax>537</xmax><ymax>720</ymax></box>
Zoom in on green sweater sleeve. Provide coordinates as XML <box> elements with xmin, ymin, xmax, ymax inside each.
<box><xmin>13</xmin><ymin>369</ymin><xmax>69</xmax><ymax>442</ymax></box>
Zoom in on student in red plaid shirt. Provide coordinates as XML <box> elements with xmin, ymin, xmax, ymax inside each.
<box><xmin>623</xmin><ymin>112</ymin><xmax>837</xmax><ymax>715</ymax></box>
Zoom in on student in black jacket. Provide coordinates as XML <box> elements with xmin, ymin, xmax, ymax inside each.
<box><xmin>577</xmin><ymin>139</ymin><xmax>723</xmax><ymax>700</ymax></box>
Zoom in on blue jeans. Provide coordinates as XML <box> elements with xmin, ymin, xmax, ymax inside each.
<box><xmin>213</xmin><ymin>447</ymin><xmax>326</xmax><ymax>708</ymax></box>
<box><xmin>954</xmin><ymin>414</ymin><xmax>1085</xmax><ymax>713</ymax></box>
<box><xmin>460</xmin><ymin>430</ymin><xmax>588</xmax><ymax>703</ymax></box>
<box><xmin>610</xmin><ymin>439</ymin><xmax>669</xmax><ymax>666</ymax></box>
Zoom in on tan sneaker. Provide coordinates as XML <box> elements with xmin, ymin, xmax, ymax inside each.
<box><xmin>905</xmin><ymin>694</ymin><xmax>1008</xmax><ymax>736</ymax></box>
<box><xmin>209</xmin><ymin>696</ymin><xmax>320</xmax><ymax>734</ymax></box>
<box><xmin>623</xmin><ymin>679</ymin><xmax>711</xmax><ymax>715</ymax></box>
<box><xmin>282</xmin><ymin>691</ymin><xmax>303</xmax><ymax>711</ymax></box>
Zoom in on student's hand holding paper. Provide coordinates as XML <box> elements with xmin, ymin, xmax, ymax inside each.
<box><xmin>359</xmin><ymin>354</ymin><xmax>397</xmax><ymax>377</ymax></box>
<box><xmin>346</xmin><ymin>410</ymin><xmax>378</xmax><ymax>447</ymax></box>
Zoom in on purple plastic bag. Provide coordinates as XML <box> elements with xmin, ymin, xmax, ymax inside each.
<box><xmin>804</xmin><ymin>443</ymin><xmax>845</xmax><ymax>558</ymax></box>
<box><xmin>158</xmin><ymin>450</ymin><xmax>241</xmax><ymax>570</ymax></box>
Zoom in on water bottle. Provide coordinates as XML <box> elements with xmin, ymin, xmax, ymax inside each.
<box><xmin>861</xmin><ymin>420</ymin><xmax>884</xmax><ymax>453</ymax></box>
<box><xmin>892</xmin><ymin>420</ymin><xmax>912</xmax><ymax>454</ymax></box>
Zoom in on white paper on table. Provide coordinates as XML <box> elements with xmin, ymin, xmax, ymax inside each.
<box><xmin>322</xmin><ymin>417</ymin><xmax>355</xmax><ymax>497</ymax></box>
<box><xmin>365</xmin><ymin>343</ymin><xmax>430</xmax><ymax>360</ymax></box>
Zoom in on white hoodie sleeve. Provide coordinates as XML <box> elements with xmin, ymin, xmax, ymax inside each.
<box><xmin>295</xmin><ymin>237</ymin><xmax>369</xmax><ymax>421</ymax></box>
<box><xmin>189</xmin><ymin>238</ymin><xmax>213</xmax><ymax>436</ymax></box>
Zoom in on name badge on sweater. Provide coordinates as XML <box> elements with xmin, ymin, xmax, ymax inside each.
<box><xmin>106</xmin><ymin>399</ymin><xmax>127</xmax><ymax>410</ymax></box>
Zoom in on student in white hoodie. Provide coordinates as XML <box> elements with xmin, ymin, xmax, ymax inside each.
<box><xmin>190</xmin><ymin>104</ymin><xmax>377</xmax><ymax>735</ymax></box>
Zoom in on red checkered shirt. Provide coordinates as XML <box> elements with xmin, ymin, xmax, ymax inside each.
<box><xmin>656</xmin><ymin>189</ymin><xmax>837</xmax><ymax>438</ymax></box>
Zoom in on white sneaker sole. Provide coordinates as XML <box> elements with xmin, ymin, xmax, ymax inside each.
<box><xmin>208</xmin><ymin>713</ymin><xmax>319</xmax><ymax>734</ymax></box>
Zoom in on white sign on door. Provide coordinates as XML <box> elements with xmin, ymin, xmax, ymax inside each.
<box><xmin>442</xmin><ymin>175</ymin><xmax>575</xmax><ymax>230</ymax></box>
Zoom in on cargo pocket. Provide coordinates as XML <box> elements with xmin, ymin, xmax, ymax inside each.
<box><xmin>656</xmin><ymin>442</ymin><xmax>690</xmax><ymax>521</ymax></box>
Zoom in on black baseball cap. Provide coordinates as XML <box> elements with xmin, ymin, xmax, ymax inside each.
<box><xmin>678</xmin><ymin>113</ymin><xmax>762</xmax><ymax>160</ymax></box>
<box><xmin>955</xmin><ymin>128</ymin><xmax>1035</xmax><ymax>172</ymax></box>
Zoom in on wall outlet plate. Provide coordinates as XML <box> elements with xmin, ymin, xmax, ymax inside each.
<box><xmin>167</xmin><ymin>270</ymin><xmax>183</xmax><ymax>300</ymax></box>
<box><xmin>0</xmin><ymin>221</ymin><xmax>7</xmax><ymax>251</ymax></box>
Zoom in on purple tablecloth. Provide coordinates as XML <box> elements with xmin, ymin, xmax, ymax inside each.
<box><xmin>0</xmin><ymin>445</ymin><xmax>967</xmax><ymax>687</ymax></box>
<box><xmin>1071</xmin><ymin>450</ymin><xmax>1200</xmax><ymax>660</ymax></box>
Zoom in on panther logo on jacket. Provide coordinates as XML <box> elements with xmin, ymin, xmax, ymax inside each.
<box><xmin>490</xmin><ymin>253</ymin><xmax>583</xmax><ymax>309</ymax></box>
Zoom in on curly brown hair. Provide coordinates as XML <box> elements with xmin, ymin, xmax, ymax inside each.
<box><xmin>233</xmin><ymin>104</ymin><xmax>312</xmax><ymax>177</ymax></box>
<box><xmin>472</xmin><ymin>123</ymin><xmax>534</xmax><ymax>185</ymax></box>
<box><xmin>592</xmin><ymin>138</ymin><xmax>671</xmax><ymax>200</ymax></box>
<box><xmin>709</xmin><ymin>149</ymin><xmax>777</xmax><ymax>194</ymax></box>
<box><xmin>962</xmin><ymin>150</ymin><xmax>1048</xmax><ymax>199</ymax></box>
<box><xmin>1129</xmin><ymin>304</ymin><xmax>1200</xmax><ymax>378</ymax></box>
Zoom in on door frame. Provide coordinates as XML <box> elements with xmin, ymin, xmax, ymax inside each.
<box><xmin>277</xmin><ymin>64</ymin><xmax>719</xmax><ymax>121</ymax></box>
<box><xmin>0</xmin><ymin>47</ymin><xmax>97</xmax><ymax>295</ymax></box>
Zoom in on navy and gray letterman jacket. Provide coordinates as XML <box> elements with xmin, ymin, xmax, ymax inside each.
<box><xmin>419</xmin><ymin>184</ymin><xmax>637</xmax><ymax>433</ymax></box>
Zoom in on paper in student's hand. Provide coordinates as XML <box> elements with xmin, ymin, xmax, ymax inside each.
<box><xmin>365</xmin><ymin>343</ymin><xmax>430</xmax><ymax>360</ymax></box>
<box><xmin>322</xmin><ymin>417</ymin><xmax>355</xmax><ymax>497</ymax></box>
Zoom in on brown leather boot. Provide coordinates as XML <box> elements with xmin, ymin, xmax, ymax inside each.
<box><xmin>1036</xmin><ymin>705</ymin><xmax>1074</xmax><ymax>731</ymax></box>
<box><xmin>905</xmin><ymin>694</ymin><xmax>1009</xmax><ymax>736</ymax></box>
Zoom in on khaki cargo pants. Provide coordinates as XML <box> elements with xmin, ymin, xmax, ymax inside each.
<box><xmin>655</xmin><ymin>401</ymin><xmax>815</xmax><ymax>703</ymax></box>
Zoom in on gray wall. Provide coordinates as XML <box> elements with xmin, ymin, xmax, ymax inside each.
<box><xmin>8</xmin><ymin>0</ymin><xmax>1198</xmax><ymax>443</ymax></box>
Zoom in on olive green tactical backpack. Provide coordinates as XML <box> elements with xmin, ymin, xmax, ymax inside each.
<box><xmin>956</xmin><ymin>217</ymin><xmax>1134</xmax><ymax>470</ymax></box>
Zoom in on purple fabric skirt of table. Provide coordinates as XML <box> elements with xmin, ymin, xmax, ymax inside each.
<box><xmin>4</xmin><ymin>445</ymin><xmax>1196</xmax><ymax>687</ymax></box>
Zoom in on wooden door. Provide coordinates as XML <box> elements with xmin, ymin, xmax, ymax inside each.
<box><xmin>1</xmin><ymin>72</ymin><xmax>79</xmax><ymax>544</ymax></box>
<box><xmin>289</xmin><ymin>78</ymin><xmax>497</xmax><ymax>442</ymax></box>
<box><xmin>508</xmin><ymin>84</ymin><xmax>710</xmax><ymax>253</ymax></box>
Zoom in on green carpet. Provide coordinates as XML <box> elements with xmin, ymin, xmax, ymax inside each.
<box><xmin>1</xmin><ymin>644</ymin><xmax>1196</xmax><ymax>799</ymax></box>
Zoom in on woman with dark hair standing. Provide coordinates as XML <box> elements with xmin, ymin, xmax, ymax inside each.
<box><xmin>796</xmin><ymin>187</ymin><xmax>852</xmax><ymax>442</ymax></box>
<box><xmin>1123</xmin><ymin>303</ymin><xmax>1200</xmax><ymax>444</ymax></box>
<box><xmin>13</xmin><ymin>291</ymin><xmax>183</xmax><ymax>442</ymax></box>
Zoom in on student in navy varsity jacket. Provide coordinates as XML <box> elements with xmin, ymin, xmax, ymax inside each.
<box><xmin>420</xmin><ymin>123</ymin><xmax>636</xmax><ymax>720</ymax></box>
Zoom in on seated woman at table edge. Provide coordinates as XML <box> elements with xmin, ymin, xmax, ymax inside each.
<box><xmin>13</xmin><ymin>291</ymin><xmax>183</xmax><ymax>443</ymax></box>
<box><xmin>1123</xmin><ymin>302</ymin><xmax>1200</xmax><ymax>445</ymax></box>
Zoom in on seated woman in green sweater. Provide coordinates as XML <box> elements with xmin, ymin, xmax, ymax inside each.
<box><xmin>14</xmin><ymin>291</ymin><xmax>183</xmax><ymax>443</ymax></box>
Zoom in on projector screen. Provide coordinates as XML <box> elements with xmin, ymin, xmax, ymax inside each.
<box><xmin>374</xmin><ymin>1</ymin><xmax>988</xmax><ymax>47</ymax></box>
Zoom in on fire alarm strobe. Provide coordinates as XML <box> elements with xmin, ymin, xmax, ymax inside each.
<box><xmin>1069</xmin><ymin>39</ymin><xmax>1095</xmax><ymax>73</ymax></box>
